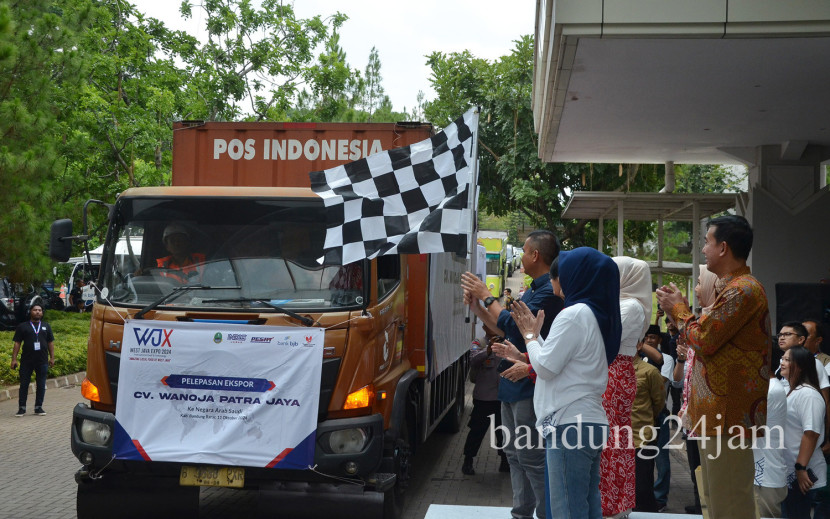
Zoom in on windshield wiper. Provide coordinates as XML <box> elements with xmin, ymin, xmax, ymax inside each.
<box><xmin>134</xmin><ymin>285</ymin><xmax>241</xmax><ymax>320</ymax></box>
<box><xmin>203</xmin><ymin>297</ymin><xmax>315</xmax><ymax>326</ymax></box>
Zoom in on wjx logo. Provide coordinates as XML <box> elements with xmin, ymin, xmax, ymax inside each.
<box><xmin>132</xmin><ymin>328</ymin><xmax>173</xmax><ymax>347</ymax></box>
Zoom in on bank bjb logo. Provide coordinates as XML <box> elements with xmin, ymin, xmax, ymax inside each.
<box><xmin>276</xmin><ymin>335</ymin><xmax>299</xmax><ymax>347</ymax></box>
<box><xmin>213</xmin><ymin>332</ymin><xmax>222</xmax><ymax>344</ymax></box>
<box><xmin>132</xmin><ymin>328</ymin><xmax>173</xmax><ymax>347</ymax></box>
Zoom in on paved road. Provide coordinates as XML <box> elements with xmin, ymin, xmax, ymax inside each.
<box><xmin>0</xmin><ymin>384</ymin><xmax>82</xmax><ymax>519</ymax></box>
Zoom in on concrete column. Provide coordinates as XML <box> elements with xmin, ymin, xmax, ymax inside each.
<box><xmin>617</xmin><ymin>201</ymin><xmax>624</xmax><ymax>256</ymax></box>
<box><xmin>598</xmin><ymin>218</ymin><xmax>604</xmax><ymax>252</ymax></box>
<box><xmin>656</xmin><ymin>220</ymin><xmax>664</xmax><ymax>287</ymax></box>
<box><xmin>734</xmin><ymin>144</ymin><xmax>830</xmax><ymax>325</ymax></box>
<box><xmin>691</xmin><ymin>201</ymin><xmax>700</xmax><ymax>311</ymax></box>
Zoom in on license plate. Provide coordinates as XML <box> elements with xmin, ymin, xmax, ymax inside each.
<box><xmin>179</xmin><ymin>465</ymin><xmax>245</xmax><ymax>488</ymax></box>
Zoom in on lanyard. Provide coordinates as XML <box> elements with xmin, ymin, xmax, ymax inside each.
<box><xmin>30</xmin><ymin>321</ymin><xmax>41</xmax><ymax>337</ymax></box>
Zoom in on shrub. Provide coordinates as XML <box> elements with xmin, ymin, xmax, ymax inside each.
<box><xmin>0</xmin><ymin>310</ymin><xmax>89</xmax><ymax>386</ymax></box>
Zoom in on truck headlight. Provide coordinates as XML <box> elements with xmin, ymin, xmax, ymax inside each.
<box><xmin>328</xmin><ymin>428</ymin><xmax>368</xmax><ymax>454</ymax></box>
<box><xmin>80</xmin><ymin>419</ymin><xmax>112</xmax><ymax>446</ymax></box>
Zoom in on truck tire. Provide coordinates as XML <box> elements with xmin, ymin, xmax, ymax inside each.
<box><xmin>383</xmin><ymin>413</ymin><xmax>412</xmax><ymax>519</ymax></box>
<box><xmin>437</xmin><ymin>372</ymin><xmax>465</xmax><ymax>433</ymax></box>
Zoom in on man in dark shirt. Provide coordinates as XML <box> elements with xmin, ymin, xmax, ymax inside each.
<box><xmin>10</xmin><ymin>303</ymin><xmax>55</xmax><ymax>416</ymax></box>
<box><xmin>461</xmin><ymin>230</ymin><xmax>563</xmax><ymax>519</ymax></box>
<box><xmin>68</xmin><ymin>279</ymin><xmax>84</xmax><ymax>312</ymax></box>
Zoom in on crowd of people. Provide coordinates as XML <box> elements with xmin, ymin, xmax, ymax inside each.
<box><xmin>460</xmin><ymin>215</ymin><xmax>829</xmax><ymax>519</ymax></box>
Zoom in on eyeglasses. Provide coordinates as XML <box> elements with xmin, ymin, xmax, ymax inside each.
<box><xmin>777</xmin><ymin>332</ymin><xmax>801</xmax><ymax>339</ymax></box>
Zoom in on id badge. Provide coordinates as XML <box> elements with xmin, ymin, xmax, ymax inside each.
<box><xmin>34</xmin><ymin>341</ymin><xmax>41</xmax><ymax>351</ymax></box>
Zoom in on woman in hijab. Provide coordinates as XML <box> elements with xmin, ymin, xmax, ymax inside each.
<box><xmin>508</xmin><ymin>247</ymin><xmax>621</xmax><ymax>519</ymax></box>
<box><xmin>672</xmin><ymin>264</ymin><xmax>718</xmax><ymax>514</ymax></box>
<box><xmin>675</xmin><ymin>264</ymin><xmax>719</xmax><ymax>430</ymax></box>
<box><xmin>596</xmin><ymin>257</ymin><xmax>652</xmax><ymax>518</ymax></box>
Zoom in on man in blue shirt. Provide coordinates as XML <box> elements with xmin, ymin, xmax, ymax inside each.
<box><xmin>461</xmin><ymin>230</ymin><xmax>563</xmax><ymax>519</ymax></box>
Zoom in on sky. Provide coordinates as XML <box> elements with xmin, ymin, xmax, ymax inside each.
<box><xmin>130</xmin><ymin>0</ymin><xmax>536</xmax><ymax>114</ymax></box>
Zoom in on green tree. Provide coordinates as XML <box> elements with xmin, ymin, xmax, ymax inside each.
<box><xmin>177</xmin><ymin>0</ymin><xmax>347</xmax><ymax>121</ymax></box>
<box><xmin>361</xmin><ymin>46</ymin><xmax>384</xmax><ymax>121</ymax></box>
<box><xmin>60</xmin><ymin>1</ymin><xmax>180</xmax><ymax>194</ymax></box>
<box><xmin>289</xmin><ymin>30</ymin><xmax>361</xmax><ymax>122</ymax></box>
<box><xmin>44</xmin><ymin>0</ymin><xmax>192</xmax><ymax>255</ymax></box>
<box><xmin>425</xmin><ymin>36</ymin><xmax>662</xmax><ymax>250</ymax></box>
<box><xmin>0</xmin><ymin>0</ymin><xmax>92</xmax><ymax>281</ymax></box>
<box><xmin>410</xmin><ymin>90</ymin><xmax>426</xmax><ymax>121</ymax></box>
<box><xmin>644</xmin><ymin>163</ymin><xmax>747</xmax><ymax>263</ymax></box>
<box><xmin>289</xmin><ymin>39</ymin><xmax>408</xmax><ymax>124</ymax></box>
<box><xmin>675</xmin><ymin>164</ymin><xmax>745</xmax><ymax>193</ymax></box>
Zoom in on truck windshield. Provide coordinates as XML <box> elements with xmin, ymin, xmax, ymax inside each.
<box><xmin>100</xmin><ymin>197</ymin><xmax>364</xmax><ymax>311</ymax></box>
<box><xmin>485</xmin><ymin>254</ymin><xmax>501</xmax><ymax>276</ymax></box>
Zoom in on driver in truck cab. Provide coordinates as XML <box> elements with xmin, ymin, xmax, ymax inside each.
<box><xmin>154</xmin><ymin>223</ymin><xmax>205</xmax><ymax>284</ymax></box>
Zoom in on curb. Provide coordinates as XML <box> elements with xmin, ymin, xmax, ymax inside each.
<box><xmin>0</xmin><ymin>371</ymin><xmax>86</xmax><ymax>403</ymax></box>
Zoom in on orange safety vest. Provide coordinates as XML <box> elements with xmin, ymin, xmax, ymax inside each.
<box><xmin>156</xmin><ymin>253</ymin><xmax>206</xmax><ymax>284</ymax></box>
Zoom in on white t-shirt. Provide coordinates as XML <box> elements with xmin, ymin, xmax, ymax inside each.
<box><xmin>619</xmin><ymin>299</ymin><xmax>644</xmax><ymax>357</ymax></box>
<box><xmin>527</xmin><ymin>303</ymin><xmax>609</xmax><ymax>428</ymax></box>
<box><xmin>778</xmin><ymin>357</ymin><xmax>830</xmax><ymax>392</ymax></box>
<box><xmin>783</xmin><ymin>384</ymin><xmax>827</xmax><ymax>489</ymax></box>
<box><xmin>753</xmin><ymin>378</ymin><xmax>788</xmax><ymax>488</ymax></box>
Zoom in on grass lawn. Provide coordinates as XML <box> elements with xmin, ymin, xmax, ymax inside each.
<box><xmin>0</xmin><ymin>310</ymin><xmax>90</xmax><ymax>387</ymax></box>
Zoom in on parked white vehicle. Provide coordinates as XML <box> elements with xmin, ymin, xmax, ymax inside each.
<box><xmin>66</xmin><ymin>238</ymin><xmax>143</xmax><ymax>303</ymax></box>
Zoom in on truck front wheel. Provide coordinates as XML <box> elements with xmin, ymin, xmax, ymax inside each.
<box><xmin>383</xmin><ymin>413</ymin><xmax>412</xmax><ymax>518</ymax></box>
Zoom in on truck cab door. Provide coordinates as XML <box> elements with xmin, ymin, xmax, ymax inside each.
<box><xmin>370</xmin><ymin>255</ymin><xmax>404</xmax><ymax>374</ymax></box>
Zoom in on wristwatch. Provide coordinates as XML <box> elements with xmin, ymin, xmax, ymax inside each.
<box><xmin>525</xmin><ymin>332</ymin><xmax>537</xmax><ymax>342</ymax></box>
<box><xmin>483</xmin><ymin>296</ymin><xmax>497</xmax><ymax>308</ymax></box>
<box><xmin>795</xmin><ymin>463</ymin><xmax>807</xmax><ymax>472</ymax></box>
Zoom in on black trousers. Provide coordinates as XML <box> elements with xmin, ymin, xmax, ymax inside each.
<box><xmin>18</xmin><ymin>361</ymin><xmax>48</xmax><ymax>408</ymax></box>
<box><xmin>670</xmin><ymin>386</ymin><xmax>683</xmax><ymax>415</ymax></box>
<box><xmin>686</xmin><ymin>437</ymin><xmax>702</xmax><ymax>506</ymax></box>
<box><xmin>463</xmin><ymin>399</ymin><xmax>504</xmax><ymax>458</ymax></box>
<box><xmin>634</xmin><ymin>447</ymin><xmax>659</xmax><ymax>512</ymax></box>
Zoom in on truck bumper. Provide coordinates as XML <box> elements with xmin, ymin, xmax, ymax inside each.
<box><xmin>71</xmin><ymin>403</ymin><xmax>387</xmax><ymax>487</ymax></box>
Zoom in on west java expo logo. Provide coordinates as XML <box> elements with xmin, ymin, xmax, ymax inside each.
<box><xmin>133</xmin><ymin>327</ymin><xmax>173</xmax><ymax>347</ymax></box>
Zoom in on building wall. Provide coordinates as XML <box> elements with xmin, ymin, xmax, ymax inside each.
<box><xmin>748</xmin><ymin>144</ymin><xmax>830</xmax><ymax>325</ymax></box>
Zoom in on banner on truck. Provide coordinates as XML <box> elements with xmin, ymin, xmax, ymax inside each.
<box><xmin>114</xmin><ymin>321</ymin><xmax>323</xmax><ymax>469</ymax></box>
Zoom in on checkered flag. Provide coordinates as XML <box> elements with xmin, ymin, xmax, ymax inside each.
<box><xmin>309</xmin><ymin>109</ymin><xmax>479</xmax><ymax>265</ymax></box>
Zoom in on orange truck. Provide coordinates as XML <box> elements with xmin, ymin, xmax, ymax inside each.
<box><xmin>50</xmin><ymin>121</ymin><xmax>473</xmax><ymax>518</ymax></box>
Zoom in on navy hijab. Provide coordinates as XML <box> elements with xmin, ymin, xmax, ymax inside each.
<box><xmin>557</xmin><ymin>247</ymin><xmax>622</xmax><ymax>365</ymax></box>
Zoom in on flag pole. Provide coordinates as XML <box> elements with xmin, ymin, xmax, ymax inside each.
<box><xmin>465</xmin><ymin>107</ymin><xmax>482</xmax><ymax>324</ymax></box>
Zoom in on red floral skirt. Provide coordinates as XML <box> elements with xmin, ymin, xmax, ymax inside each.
<box><xmin>600</xmin><ymin>354</ymin><xmax>636</xmax><ymax>517</ymax></box>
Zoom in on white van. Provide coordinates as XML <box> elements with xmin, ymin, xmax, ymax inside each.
<box><xmin>66</xmin><ymin>238</ymin><xmax>143</xmax><ymax>303</ymax></box>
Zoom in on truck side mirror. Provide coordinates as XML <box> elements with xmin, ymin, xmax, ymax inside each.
<box><xmin>50</xmin><ymin>219</ymin><xmax>75</xmax><ymax>262</ymax></box>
